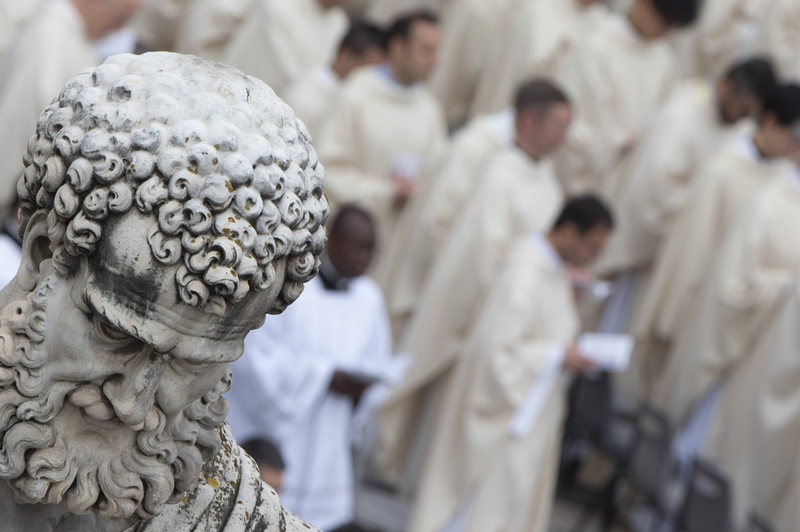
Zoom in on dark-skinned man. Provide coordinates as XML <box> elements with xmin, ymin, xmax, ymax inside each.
<box><xmin>227</xmin><ymin>206</ymin><xmax>394</xmax><ymax>531</ymax></box>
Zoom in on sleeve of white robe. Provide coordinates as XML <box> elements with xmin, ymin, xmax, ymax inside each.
<box><xmin>713</xmin><ymin>191</ymin><xmax>796</xmax><ymax>374</ymax></box>
<box><xmin>231</xmin><ymin>310</ymin><xmax>335</xmax><ymax>443</ymax></box>
<box><xmin>629</xmin><ymin>107</ymin><xmax>697</xmax><ymax>239</ymax></box>
<box><xmin>468</xmin><ymin>258</ymin><xmax>567</xmax><ymax>415</ymax></box>
<box><xmin>348</xmin><ymin>281</ymin><xmax>396</xmax><ymax>445</ymax></box>
<box><xmin>555</xmin><ymin>44</ymin><xmax>630</xmax><ymax>181</ymax></box>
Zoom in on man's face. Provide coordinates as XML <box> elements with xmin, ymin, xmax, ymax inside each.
<box><xmin>0</xmin><ymin>212</ymin><xmax>285</xmax><ymax>519</ymax></box>
<box><xmin>391</xmin><ymin>21</ymin><xmax>440</xmax><ymax>84</ymax></box>
<box><xmin>633</xmin><ymin>0</ymin><xmax>672</xmax><ymax>40</ymax></box>
<box><xmin>562</xmin><ymin>224</ymin><xmax>611</xmax><ymax>267</ymax></box>
<box><xmin>758</xmin><ymin>115</ymin><xmax>799</xmax><ymax>159</ymax></box>
<box><xmin>327</xmin><ymin>216</ymin><xmax>376</xmax><ymax>279</ymax></box>
<box><xmin>718</xmin><ymin>81</ymin><xmax>761</xmax><ymax>124</ymax></box>
<box><xmin>518</xmin><ymin>103</ymin><xmax>573</xmax><ymax>158</ymax></box>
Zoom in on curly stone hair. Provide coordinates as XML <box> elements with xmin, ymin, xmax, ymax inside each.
<box><xmin>16</xmin><ymin>52</ymin><xmax>329</xmax><ymax>315</ymax></box>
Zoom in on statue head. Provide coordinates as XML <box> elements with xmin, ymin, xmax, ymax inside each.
<box><xmin>0</xmin><ymin>52</ymin><xmax>328</xmax><ymax>521</ymax></box>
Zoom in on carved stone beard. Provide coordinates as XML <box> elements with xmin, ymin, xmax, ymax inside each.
<box><xmin>0</xmin><ymin>280</ymin><xmax>232</xmax><ymax>521</ymax></box>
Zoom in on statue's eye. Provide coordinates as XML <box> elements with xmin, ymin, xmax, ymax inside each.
<box><xmin>91</xmin><ymin>314</ymin><xmax>140</xmax><ymax>349</ymax></box>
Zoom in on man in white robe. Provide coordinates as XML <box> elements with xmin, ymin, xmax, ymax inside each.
<box><xmin>468</xmin><ymin>0</ymin><xmax>607</xmax><ymax>121</ymax></box>
<box><xmin>373</xmin><ymin>82</ymin><xmax>571</xmax><ymax>485</ymax></box>
<box><xmin>553</xmin><ymin>0</ymin><xmax>699</xmax><ymax>199</ymax></box>
<box><xmin>379</xmin><ymin>80</ymin><xmax>567</xmax><ymax>340</ymax></box>
<box><xmin>637</xmin><ymin>83</ymin><xmax>800</xmax><ymax>405</ymax></box>
<box><xmin>0</xmin><ymin>0</ymin><xmax>142</xmax><ymax>216</ymax></box>
<box><xmin>172</xmin><ymin>0</ymin><xmax>254</xmax><ymax>61</ymax></box>
<box><xmin>427</xmin><ymin>0</ymin><xmax>518</xmax><ymax>127</ymax></box>
<box><xmin>408</xmin><ymin>196</ymin><xmax>613</xmax><ymax>532</ymax></box>
<box><xmin>222</xmin><ymin>0</ymin><xmax>349</xmax><ymax>97</ymax></box>
<box><xmin>751</xmin><ymin>0</ymin><xmax>800</xmax><ymax>81</ymax></box>
<box><xmin>673</xmin><ymin>0</ymin><xmax>771</xmax><ymax>78</ymax></box>
<box><xmin>730</xmin><ymin>274</ymin><xmax>800</xmax><ymax>531</ymax></box>
<box><xmin>283</xmin><ymin>21</ymin><xmax>386</xmax><ymax>142</ymax></box>
<box><xmin>703</xmin><ymin>170</ymin><xmax>800</xmax><ymax>528</ymax></box>
<box><xmin>227</xmin><ymin>207</ymin><xmax>393</xmax><ymax>531</ymax></box>
<box><xmin>0</xmin><ymin>0</ymin><xmax>44</xmax><ymax>83</ymax></box>
<box><xmin>594</xmin><ymin>58</ymin><xmax>776</xmax><ymax>281</ymax></box>
<box><xmin>591</xmin><ymin>58</ymin><xmax>776</xmax><ymax>397</ymax></box>
<box><xmin>316</xmin><ymin>12</ymin><xmax>447</xmax><ymax>299</ymax></box>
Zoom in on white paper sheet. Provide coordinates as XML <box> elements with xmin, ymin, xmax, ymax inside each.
<box><xmin>577</xmin><ymin>333</ymin><xmax>634</xmax><ymax>372</ymax></box>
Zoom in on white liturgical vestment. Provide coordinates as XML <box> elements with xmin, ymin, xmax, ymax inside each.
<box><xmin>594</xmin><ymin>80</ymin><xmax>737</xmax><ymax>277</ymax></box>
<box><xmin>0</xmin><ymin>0</ymin><xmax>44</xmax><ymax>85</ymax></box>
<box><xmin>674</xmin><ymin>0</ymin><xmax>770</xmax><ymax>78</ymax></box>
<box><xmin>554</xmin><ymin>14</ymin><xmax>678</xmax><ymax>199</ymax></box>
<box><xmin>635</xmin><ymin>133</ymin><xmax>788</xmax><ymax>401</ymax></box>
<box><xmin>173</xmin><ymin>0</ymin><xmax>254</xmax><ymax>61</ymax></box>
<box><xmin>0</xmin><ymin>0</ymin><xmax>99</xmax><ymax>211</ymax></box>
<box><xmin>0</xmin><ymin>233</ymin><xmax>21</xmax><ymax>290</ymax></box>
<box><xmin>408</xmin><ymin>234</ymin><xmax>578</xmax><ymax>532</ymax></box>
<box><xmin>375</xmin><ymin>145</ymin><xmax>564</xmax><ymax>484</ymax></box>
<box><xmin>379</xmin><ymin>109</ymin><xmax>514</xmax><ymax>336</ymax></box>
<box><xmin>227</xmin><ymin>275</ymin><xmax>392</xmax><ymax>531</ymax></box>
<box><xmin>690</xmin><ymin>173</ymin><xmax>800</xmax><ymax>528</ymax></box>
<box><xmin>469</xmin><ymin>0</ymin><xmax>608</xmax><ymax>119</ymax></box>
<box><xmin>428</xmin><ymin>0</ymin><xmax>517</xmax><ymax>126</ymax></box>
<box><xmin>222</xmin><ymin>0</ymin><xmax>348</xmax><ymax>97</ymax></box>
<box><xmin>316</xmin><ymin>66</ymin><xmax>448</xmax><ymax>295</ymax></box>
<box><xmin>282</xmin><ymin>66</ymin><xmax>341</xmax><ymax>143</ymax></box>
<box><xmin>736</xmin><ymin>275</ymin><xmax>800</xmax><ymax>531</ymax></box>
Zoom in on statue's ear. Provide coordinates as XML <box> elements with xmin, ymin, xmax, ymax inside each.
<box><xmin>16</xmin><ymin>211</ymin><xmax>53</xmax><ymax>291</ymax></box>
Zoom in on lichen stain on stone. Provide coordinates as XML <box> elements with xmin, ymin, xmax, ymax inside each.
<box><xmin>208</xmin><ymin>477</ymin><xmax>220</xmax><ymax>489</ymax></box>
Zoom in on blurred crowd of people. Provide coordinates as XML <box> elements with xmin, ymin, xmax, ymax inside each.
<box><xmin>2</xmin><ymin>0</ymin><xmax>800</xmax><ymax>531</ymax></box>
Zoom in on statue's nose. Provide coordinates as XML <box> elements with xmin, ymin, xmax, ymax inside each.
<box><xmin>102</xmin><ymin>350</ymin><xmax>169</xmax><ymax>427</ymax></box>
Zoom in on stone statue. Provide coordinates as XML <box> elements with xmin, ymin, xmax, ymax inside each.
<box><xmin>0</xmin><ymin>52</ymin><xmax>328</xmax><ymax>531</ymax></box>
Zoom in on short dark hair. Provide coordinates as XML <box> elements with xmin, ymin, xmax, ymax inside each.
<box><xmin>762</xmin><ymin>83</ymin><xmax>800</xmax><ymax>126</ymax></box>
<box><xmin>651</xmin><ymin>0</ymin><xmax>700</xmax><ymax>27</ymax></box>
<box><xmin>514</xmin><ymin>78</ymin><xmax>570</xmax><ymax>116</ymax></box>
<box><xmin>385</xmin><ymin>10</ymin><xmax>439</xmax><ymax>44</ymax></box>
<box><xmin>241</xmin><ymin>438</ymin><xmax>285</xmax><ymax>471</ymax></box>
<box><xmin>339</xmin><ymin>20</ymin><xmax>386</xmax><ymax>56</ymax></box>
<box><xmin>552</xmin><ymin>195</ymin><xmax>614</xmax><ymax>234</ymax></box>
<box><xmin>724</xmin><ymin>57</ymin><xmax>777</xmax><ymax>103</ymax></box>
<box><xmin>328</xmin><ymin>204</ymin><xmax>375</xmax><ymax>238</ymax></box>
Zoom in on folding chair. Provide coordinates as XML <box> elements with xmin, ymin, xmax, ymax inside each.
<box><xmin>747</xmin><ymin>512</ymin><xmax>776</xmax><ymax>532</ymax></box>
<box><xmin>676</xmin><ymin>458</ymin><xmax>732</xmax><ymax>532</ymax></box>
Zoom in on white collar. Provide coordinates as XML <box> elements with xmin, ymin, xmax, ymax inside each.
<box><xmin>612</xmin><ymin>13</ymin><xmax>641</xmax><ymax>43</ymax></box>
<box><xmin>376</xmin><ymin>64</ymin><xmax>420</xmax><ymax>97</ymax></box>
<box><xmin>736</xmin><ymin>133</ymin><xmax>769</xmax><ymax>164</ymax></box>
<box><xmin>531</xmin><ymin>233</ymin><xmax>564</xmax><ymax>271</ymax></box>
<box><xmin>313</xmin><ymin>65</ymin><xmax>340</xmax><ymax>91</ymax></box>
<box><xmin>484</xmin><ymin>108</ymin><xmax>516</xmax><ymax>147</ymax></box>
<box><xmin>789</xmin><ymin>166</ymin><xmax>800</xmax><ymax>193</ymax></box>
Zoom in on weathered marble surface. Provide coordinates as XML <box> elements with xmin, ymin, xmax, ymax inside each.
<box><xmin>0</xmin><ymin>51</ymin><xmax>327</xmax><ymax>531</ymax></box>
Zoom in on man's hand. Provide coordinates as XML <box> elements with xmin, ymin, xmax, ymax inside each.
<box><xmin>329</xmin><ymin>370</ymin><xmax>376</xmax><ymax>404</ymax></box>
<box><xmin>563</xmin><ymin>344</ymin><xmax>597</xmax><ymax>374</ymax></box>
<box><xmin>392</xmin><ymin>174</ymin><xmax>417</xmax><ymax>206</ymax></box>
